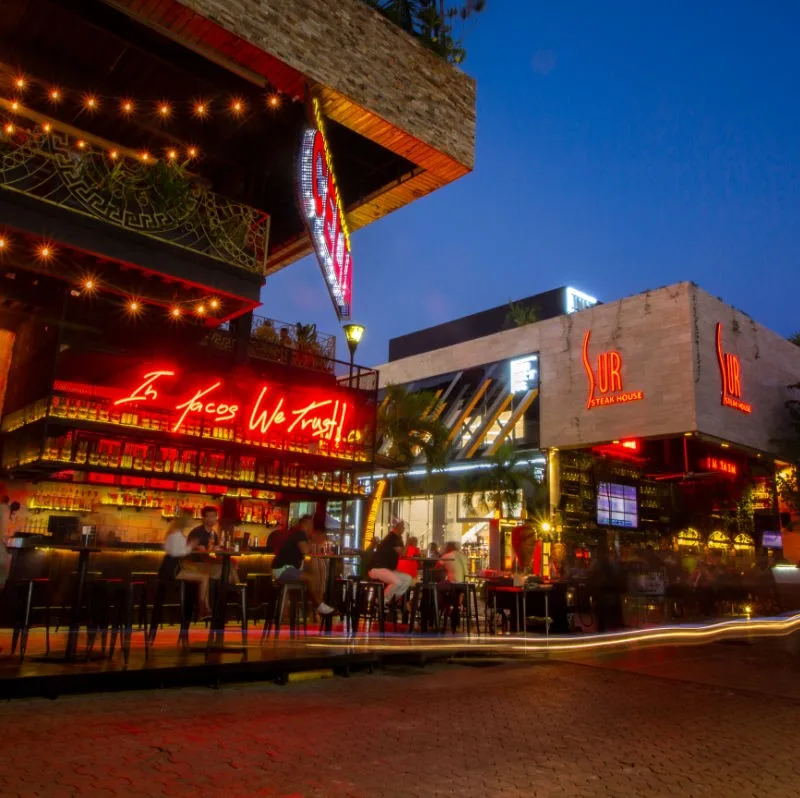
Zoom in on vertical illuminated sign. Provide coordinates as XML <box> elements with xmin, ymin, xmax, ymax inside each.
<box><xmin>582</xmin><ymin>331</ymin><xmax>644</xmax><ymax>409</ymax></box>
<box><xmin>715</xmin><ymin>323</ymin><xmax>752</xmax><ymax>414</ymax></box>
<box><xmin>299</xmin><ymin>97</ymin><xmax>353</xmax><ymax>321</ymax></box>
<box><xmin>509</xmin><ymin>354</ymin><xmax>539</xmax><ymax>393</ymax></box>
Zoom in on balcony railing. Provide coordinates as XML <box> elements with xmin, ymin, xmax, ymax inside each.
<box><xmin>0</xmin><ymin>117</ymin><xmax>269</xmax><ymax>277</ymax></box>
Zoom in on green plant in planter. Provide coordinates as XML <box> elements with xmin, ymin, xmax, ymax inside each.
<box><xmin>253</xmin><ymin>319</ymin><xmax>279</xmax><ymax>344</ymax></box>
<box><xmin>146</xmin><ymin>160</ymin><xmax>195</xmax><ymax>220</ymax></box>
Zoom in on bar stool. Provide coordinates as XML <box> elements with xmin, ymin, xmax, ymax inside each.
<box><xmin>248</xmin><ymin>573</ymin><xmax>278</xmax><ymax>629</ymax></box>
<box><xmin>210</xmin><ymin>580</ymin><xmax>249</xmax><ymax>646</ymax></box>
<box><xmin>263</xmin><ymin>581</ymin><xmax>308</xmax><ymax>640</ymax></box>
<box><xmin>438</xmin><ymin>582</ymin><xmax>481</xmax><ymax>635</ymax></box>
<box><xmin>334</xmin><ymin>576</ymin><xmax>358</xmax><ymax>634</ymax></box>
<box><xmin>54</xmin><ymin>570</ymin><xmax>102</xmax><ymax>632</ymax></box>
<box><xmin>9</xmin><ymin>578</ymin><xmax>51</xmax><ymax>660</ymax></box>
<box><xmin>353</xmin><ymin>580</ymin><xmax>386</xmax><ymax>635</ymax></box>
<box><xmin>408</xmin><ymin>581</ymin><xmax>440</xmax><ymax>634</ymax></box>
<box><xmin>148</xmin><ymin>579</ymin><xmax>196</xmax><ymax>650</ymax></box>
<box><xmin>131</xmin><ymin>571</ymin><xmax>158</xmax><ymax>630</ymax></box>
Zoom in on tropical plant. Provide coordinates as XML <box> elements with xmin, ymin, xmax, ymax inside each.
<box><xmin>462</xmin><ymin>442</ymin><xmax>544</xmax><ymax>519</ymax></box>
<box><xmin>377</xmin><ymin>384</ymin><xmax>448</xmax><ymax>470</ymax></box>
<box><xmin>506</xmin><ymin>299</ymin><xmax>539</xmax><ymax>328</ymax></box>
<box><xmin>777</xmin><ymin>381</ymin><xmax>800</xmax><ymax>512</ymax></box>
<box><xmin>362</xmin><ymin>0</ymin><xmax>485</xmax><ymax>64</ymax></box>
<box><xmin>294</xmin><ymin>322</ymin><xmax>319</xmax><ymax>352</ymax></box>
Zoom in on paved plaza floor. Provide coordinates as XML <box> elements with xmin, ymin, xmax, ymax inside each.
<box><xmin>2</xmin><ymin>636</ymin><xmax>800</xmax><ymax>797</ymax></box>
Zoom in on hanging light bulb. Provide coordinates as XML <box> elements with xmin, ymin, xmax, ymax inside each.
<box><xmin>109</xmin><ymin>149</ymin><xmax>119</xmax><ymax>161</ymax></box>
<box><xmin>42</xmin><ymin>122</ymin><xmax>52</xmax><ymax>133</ymax></box>
<box><xmin>82</xmin><ymin>277</ymin><xmax>96</xmax><ymax>293</ymax></box>
<box><xmin>3</xmin><ymin>123</ymin><xmax>14</xmax><ymax>135</ymax></box>
<box><xmin>170</xmin><ymin>306</ymin><xmax>181</xmax><ymax>318</ymax></box>
<box><xmin>0</xmin><ymin>237</ymin><xmax>7</xmax><ymax>250</ymax></box>
<box><xmin>120</xmin><ymin>99</ymin><xmax>134</xmax><ymax>115</ymax></box>
<box><xmin>267</xmin><ymin>93</ymin><xmax>281</xmax><ymax>109</ymax></box>
<box><xmin>14</xmin><ymin>76</ymin><xmax>26</xmax><ymax>91</ymax></box>
<box><xmin>76</xmin><ymin>139</ymin><xmax>87</xmax><ymax>150</ymax></box>
<box><xmin>37</xmin><ymin>244</ymin><xmax>54</xmax><ymax>260</ymax></box>
<box><xmin>49</xmin><ymin>87</ymin><xmax>61</xmax><ymax>103</ymax></box>
<box><xmin>196</xmin><ymin>304</ymin><xmax>206</xmax><ymax>316</ymax></box>
<box><xmin>10</xmin><ymin>100</ymin><xmax>20</xmax><ymax>112</ymax></box>
<box><xmin>158</xmin><ymin>102</ymin><xmax>171</xmax><ymax>118</ymax></box>
<box><xmin>83</xmin><ymin>94</ymin><xmax>99</xmax><ymax>111</ymax></box>
<box><xmin>127</xmin><ymin>299</ymin><xmax>141</xmax><ymax>315</ymax></box>
<box><xmin>230</xmin><ymin>98</ymin><xmax>245</xmax><ymax>115</ymax></box>
<box><xmin>140</xmin><ymin>151</ymin><xmax>151</xmax><ymax>162</ymax></box>
<box><xmin>166</xmin><ymin>149</ymin><xmax>178</xmax><ymax>161</ymax></box>
<box><xmin>193</xmin><ymin>102</ymin><xmax>208</xmax><ymax>118</ymax></box>
<box><xmin>186</xmin><ymin>146</ymin><xmax>198</xmax><ymax>159</ymax></box>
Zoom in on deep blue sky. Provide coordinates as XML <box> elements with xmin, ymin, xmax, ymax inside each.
<box><xmin>262</xmin><ymin>0</ymin><xmax>800</xmax><ymax>367</ymax></box>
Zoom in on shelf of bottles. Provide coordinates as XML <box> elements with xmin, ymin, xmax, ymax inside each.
<box><xmin>1</xmin><ymin>392</ymin><xmax>370</xmax><ymax>464</ymax></box>
<box><xmin>26</xmin><ymin>483</ymin><xmax>288</xmax><ymax>527</ymax></box>
<box><xmin>3</xmin><ymin>429</ymin><xmax>367</xmax><ymax>497</ymax></box>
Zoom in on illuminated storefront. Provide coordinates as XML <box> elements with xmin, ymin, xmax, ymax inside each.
<box><xmin>372</xmin><ymin>282</ymin><xmax>800</xmax><ymax>566</ymax></box>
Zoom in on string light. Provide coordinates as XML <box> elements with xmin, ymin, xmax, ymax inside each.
<box><xmin>76</xmin><ymin>139</ymin><xmax>87</xmax><ymax>150</ymax></box>
<box><xmin>81</xmin><ymin>277</ymin><xmax>96</xmax><ymax>293</ymax></box>
<box><xmin>48</xmin><ymin>87</ymin><xmax>61</xmax><ymax>103</ymax></box>
<box><xmin>10</xmin><ymin>100</ymin><xmax>20</xmax><ymax>112</ymax></box>
<box><xmin>14</xmin><ymin>76</ymin><xmax>26</xmax><ymax>91</ymax></box>
<box><xmin>209</xmin><ymin>298</ymin><xmax>220</xmax><ymax>310</ymax></box>
<box><xmin>120</xmin><ymin>99</ymin><xmax>134</xmax><ymax>115</ymax></box>
<box><xmin>109</xmin><ymin>149</ymin><xmax>119</xmax><ymax>161</ymax></box>
<box><xmin>170</xmin><ymin>306</ymin><xmax>182</xmax><ymax>318</ymax></box>
<box><xmin>196</xmin><ymin>304</ymin><xmax>206</xmax><ymax>316</ymax></box>
<box><xmin>186</xmin><ymin>146</ymin><xmax>198</xmax><ymax>159</ymax></box>
<box><xmin>193</xmin><ymin>102</ymin><xmax>208</xmax><ymax>118</ymax></box>
<box><xmin>4</xmin><ymin>123</ymin><xmax>14</xmax><ymax>135</ymax></box>
<box><xmin>37</xmin><ymin>244</ymin><xmax>53</xmax><ymax>260</ymax></box>
<box><xmin>42</xmin><ymin>122</ymin><xmax>52</xmax><ymax>133</ymax></box>
<box><xmin>230</xmin><ymin>98</ymin><xmax>245</xmax><ymax>115</ymax></box>
<box><xmin>267</xmin><ymin>93</ymin><xmax>281</xmax><ymax>109</ymax></box>
<box><xmin>139</xmin><ymin>151</ymin><xmax>151</xmax><ymax>162</ymax></box>
<box><xmin>0</xmin><ymin>237</ymin><xmax>7</xmax><ymax>251</ymax></box>
<box><xmin>83</xmin><ymin>94</ymin><xmax>99</xmax><ymax>111</ymax></box>
<box><xmin>126</xmin><ymin>299</ymin><xmax>141</xmax><ymax>315</ymax></box>
<box><xmin>157</xmin><ymin>102</ymin><xmax>171</xmax><ymax>118</ymax></box>
<box><xmin>166</xmin><ymin>148</ymin><xmax>178</xmax><ymax>161</ymax></box>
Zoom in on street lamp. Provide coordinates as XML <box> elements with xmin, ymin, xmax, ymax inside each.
<box><xmin>343</xmin><ymin>323</ymin><xmax>365</xmax><ymax>384</ymax></box>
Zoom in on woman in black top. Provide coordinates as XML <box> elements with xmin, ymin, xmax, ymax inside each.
<box><xmin>368</xmin><ymin>521</ymin><xmax>413</xmax><ymax>606</ymax></box>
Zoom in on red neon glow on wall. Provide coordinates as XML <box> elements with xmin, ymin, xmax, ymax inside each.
<box><xmin>93</xmin><ymin>368</ymin><xmax>360</xmax><ymax>449</ymax></box>
<box><xmin>704</xmin><ymin>456</ymin><xmax>738</xmax><ymax>476</ymax></box>
<box><xmin>582</xmin><ymin>331</ymin><xmax>645</xmax><ymax>409</ymax></box>
<box><xmin>715</xmin><ymin>323</ymin><xmax>752</xmax><ymax>414</ymax></box>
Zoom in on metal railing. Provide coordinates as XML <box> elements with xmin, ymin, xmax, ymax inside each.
<box><xmin>0</xmin><ymin>117</ymin><xmax>269</xmax><ymax>276</ymax></box>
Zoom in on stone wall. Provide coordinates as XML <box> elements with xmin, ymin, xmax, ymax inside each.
<box><xmin>377</xmin><ymin>282</ymin><xmax>800</xmax><ymax>456</ymax></box>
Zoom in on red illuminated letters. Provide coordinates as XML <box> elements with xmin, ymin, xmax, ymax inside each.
<box><xmin>582</xmin><ymin>331</ymin><xmax>644</xmax><ymax>410</ymax></box>
<box><xmin>715</xmin><ymin>323</ymin><xmax>752</xmax><ymax>414</ymax></box>
<box><xmin>114</xmin><ymin>370</ymin><xmax>175</xmax><ymax>405</ymax></box>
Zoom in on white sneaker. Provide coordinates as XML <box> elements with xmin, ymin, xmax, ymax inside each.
<box><xmin>317</xmin><ymin>602</ymin><xmax>335</xmax><ymax>616</ymax></box>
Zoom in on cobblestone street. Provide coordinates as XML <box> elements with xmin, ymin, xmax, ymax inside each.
<box><xmin>2</xmin><ymin>643</ymin><xmax>800</xmax><ymax>798</ymax></box>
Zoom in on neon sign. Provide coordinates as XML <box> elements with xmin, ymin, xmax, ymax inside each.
<box><xmin>582</xmin><ymin>331</ymin><xmax>644</xmax><ymax>409</ymax></box>
<box><xmin>704</xmin><ymin>456</ymin><xmax>738</xmax><ymax>476</ymax></box>
<box><xmin>113</xmin><ymin>370</ymin><xmax>352</xmax><ymax>445</ymax></box>
<box><xmin>509</xmin><ymin>354</ymin><xmax>539</xmax><ymax>393</ymax></box>
<box><xmin>715</xmin><ymin>323</ymin><xmax>752</xmax><ymax>414</ymax></box>
<box><xmin>299</xmin><ymin>97</ymin><xmax>352</xmax><ymax>321</ymax></box>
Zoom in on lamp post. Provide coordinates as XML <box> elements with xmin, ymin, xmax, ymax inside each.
<box><xmin>343</xmin><ymin>323</ymin><xmax>365</xmax><ymax>386</ymax></box>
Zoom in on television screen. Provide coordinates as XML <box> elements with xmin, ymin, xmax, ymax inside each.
<box><xmin>597</xmin><ymin>482</ymin><xmax>638</xmax><ymax>529</ymax></box>
<box><xmin>762</xmin><ymin>531</ymin><xmax>783</xmax><ymax>549</ymax></box>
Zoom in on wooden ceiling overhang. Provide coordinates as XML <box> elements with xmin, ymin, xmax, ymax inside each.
<box><xmin>102</xmin><ymin>0</ymin><xmax>476</xmax><ymax>274</ymax></box>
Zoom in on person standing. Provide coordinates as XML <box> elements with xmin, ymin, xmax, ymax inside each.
<box><xmin>272</xmin><ymin>515</ymin><xmax>335</xmax><ymax>616</ymax></box>
<box><xmin>368</xmin><ymin>522</ymin><xmax>413</xmax><ymax>607</ymax></box>
<box><xmin>438</xmin><ymin>541</ymin><xmax>469</xmax><ymax>632</ymax></box>
<box><xmin>0</xmin><ymin>495</ymin><xmax>11</xmax><ymax>590</ymax></box>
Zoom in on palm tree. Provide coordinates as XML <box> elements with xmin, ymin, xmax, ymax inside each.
<box><xmin>377</xmin><ymin>384</ymin><xmax>448</xmax><ymax>471</ymax></box>
<box><xmin>462</xmin><ymin>442</ymin><xmax>544</xmax><ymax>520</ymax></box>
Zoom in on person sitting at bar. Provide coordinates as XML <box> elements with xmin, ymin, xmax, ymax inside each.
<box><xmin>437</xmin><ymin>541</ymin><xmax>469</xmax><ymax>632</ymax></box>
<box><xmin>368</xmin><ymin>521</ymin><xmax>413</xmax><ymax>609</ymax></box>
<box><xmin>160</xmin><ymin>510</ymin><xmax>213</xmax><ymax>618</ymax></box>
<box><xmin>187</xmin><ymin>506</ymin><xmax>220</xmax><ymax>552</ymax></box>
<box><xmin>397</xmin><ymin>535</ymin><xmax>420</xmax><ymax>583</ymax></box>
<box><xmin>272</xmin><ymin>515</ymin><xmax>335</xmax><ymax>616</ymax></box>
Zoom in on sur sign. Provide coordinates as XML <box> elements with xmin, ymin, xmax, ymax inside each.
<box><xmin>581</xmin><ymin>331</ymin><xmax>644</xmax><ymax>409</ymax></box>
<box><xmin>715</xmin><ymin>323</ymin><xmax>752</xmax><ymax>414</ymax></box>
<box><xmin>299</xmin><ymin>97</ymin><xmax>353</xmax><ymax>321</ymax></box>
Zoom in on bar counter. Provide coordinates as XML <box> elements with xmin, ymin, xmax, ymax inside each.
<box><xmin>3</xmin><ymin>544</ymin><xmax>278</xmax><ymax>623</ymax></box>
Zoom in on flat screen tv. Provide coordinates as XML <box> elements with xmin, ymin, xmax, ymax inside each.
<box><xmin>762</xmin><ymin>531</ymin><xmax>783</xmax><ymax>549</ymax></box>
<box><xmin>597</xmin><ymin>482</ymin><xmax>638</xmax><ymax>529</ymax></box>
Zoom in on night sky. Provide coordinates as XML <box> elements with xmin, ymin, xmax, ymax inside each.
<box><xmin>261</xmin><ymin>0</ymin><xmax>800</xmax><ymax>368</ymax></box>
